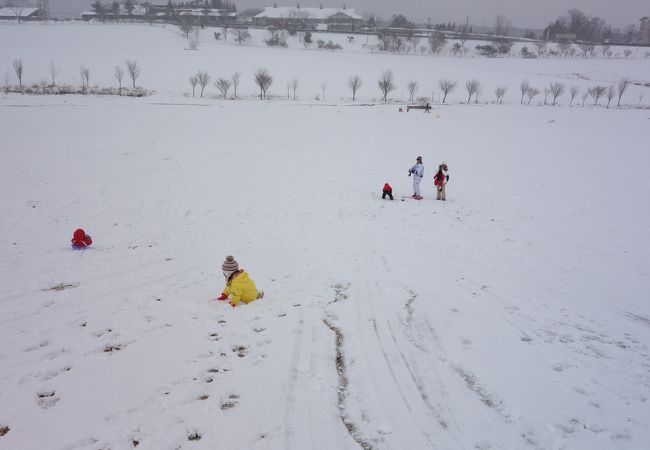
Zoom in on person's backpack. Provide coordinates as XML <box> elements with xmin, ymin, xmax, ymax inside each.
<box><xmin>434</xmin><ymin>171</ymin><xmax>445</xmax><ymax>186</ymax></box>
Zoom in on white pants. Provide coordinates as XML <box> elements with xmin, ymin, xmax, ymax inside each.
<box><xmin>413</xmin><ymin>175</ymin><xmax>422</xmax><ymax>196</ymax></box>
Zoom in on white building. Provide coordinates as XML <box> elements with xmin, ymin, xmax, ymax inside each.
<box><xmin>254</xmin><ymin>4</ymin><xmax>363</xmax><ymax>31</ymax></box>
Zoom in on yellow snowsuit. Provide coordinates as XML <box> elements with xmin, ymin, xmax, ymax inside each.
<box><xmin>222</xmin><ymin>271</ymin><xmax>260</xmax><ymax>307</ymax></box>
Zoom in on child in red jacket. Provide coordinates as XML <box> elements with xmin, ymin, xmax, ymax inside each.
<box><xmin>382</xmin><ymin>182</ymin><xmax>394</xmax><ymax>200</ymax></box>
<box><xmin>71</xmin><ymin>228</ymin><xmax>92</xmax><ymax>249</ymax></box>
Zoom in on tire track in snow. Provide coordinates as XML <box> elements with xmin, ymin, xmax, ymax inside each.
<box><xmin>282</xmin><ymin>308</ymin><xmax>305</xmax><ymax>450</ymax></box>
<box><xmin>364</xmin><ymin>280</ymin><xmax>442</xmax><ymax>448</ymax></box>
<box><xmin>323</xmin><ymin>318</ymin><xmax>373</xmax><ymax>450</ymax></box>
<box><xmin>384</xmin><ymin>318</ymin><xmax>449</xmax><ymax>431</ymax></box>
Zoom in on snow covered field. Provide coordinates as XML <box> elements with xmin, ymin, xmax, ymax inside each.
<box><xmin>1</xmin><ymin>23</ymin><xmax>650</xmax><ymax>450</ymax></box>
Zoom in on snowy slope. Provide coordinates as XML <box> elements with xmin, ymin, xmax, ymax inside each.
<box><xmin>1</xmin><ymin>23</ymin><xmax>650</xmax><ymax>450</ymax></box>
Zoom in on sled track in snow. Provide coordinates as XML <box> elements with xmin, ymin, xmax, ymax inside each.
<box><xmin>323</xmin><ymin>319</ymin><xmax>374</xmax><ymax>450</ymax></box>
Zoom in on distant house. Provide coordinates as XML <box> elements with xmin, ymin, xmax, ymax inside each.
<box><xmin>640</xmin><ymin>17</ymin><xmax>650</xmax><ymax>44</ymax></box>
<box><xmin>254</xmin><ymin>4</ymin><xmax>363</xmax><ymax>31</ymax></box>
<box><xmin>81</xmin><ymin>5</ymin><xmax>237</xmax><ymax>25</ymax></box>
<box><xmin>0</xmin><ymin>7</ymin><xmax>42</xmax><ymax>21</ymax></box>
<box><xmin>81</xmin><ymin>5</ymin><xmax>146</xmax><ymax>21</ymax></box>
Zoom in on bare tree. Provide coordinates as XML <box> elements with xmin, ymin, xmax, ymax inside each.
<box><xmin>494</xmin><ymin>15</ymin><xmax>512</xmax><ymax>36</ymax></box>
<box><xmin>623</xmin><ymin>49</ymin><xmax>632</xmax><ymax>59</ymax></box>
<box><xmin>3</xmin><ymin>71</ymin><xmax>10</xmax><ymax>93</ymax></box>
<box><xmin>125</xmin><ymin>60</ymin><xmax>140</xmax><ymax>89</ymax></box>
<box><xmin>348</xmin><ymin>75</ymin><xmax>362</xmax><ymax>101</ymax></box>
<box><xmin>254</xmin><ymin>68</ymin><xmax>273</xmax><ymax>99</ymax></box>
<box><xmin>588</xmin><ymin>85</ymin><xmax>607</xmax><ymax>105</ymax></box>
<box><xmin>534</xmin><ymin>41</ymin><xmax>547</xmax><ymax>57</ymax></box>
<box><xmin>438</xmin><ymin>78</ymin><xmax>457</xmax><ymax>103</ymax></box>
<box><xmin>494</xmin><ymin>86</ymin><xmax>507</xmax><ymax>104</ymax></box>
<box><xmin>617</xmin><ymin>77</ymin><xmax>630</xmax><ymax>107</ymax></box>
<box><xmin>569</xmin><ymin>85</ymin><xmax>580</xmax><ymax>106</ymax></box>
<box><xmin>549</xmin><ymin>82</ymin><xmax>565</xmax><ymax>106</ymax></box>
<box><xmin>214</xmin><ymin>77</ymin><xmax>232</xmax><ymax>99</ymax></box>
<box><xmin>580</xmin><ymin>91</ymin><xmax>588</xmax><ymax>106</ymax></box>
<box><xmin>222</xmin><ymin>24</ymin><xmax>231</xmax><ymax>44</ymax></box>
<box><xmin>49</xmin><ymin>60</ymin><xmax>59</xmax><ymax>86</ymax></box>
<box><xmin>408</xmin><ymin>35</ymin><xmax>420</xmax><ymax>55</ymax></box>
<box><xmin>543</xmin><ymin>87</ymin><xmax>550</xmax><ymax>105</ymax></box>
<box><xmin>606</xmin><ymin>85</ymin><xmax>615</xmax><ymax>108</ymax></box>
<box><xmin>196</xmin><ymin>70</ymin><xmax>210</xmax><ymax>97</ymax></box>
<box><xmin>12</xmin><ymin>59</ymin><xmax>23</xmax><ymax>87</ymax></box>
<box><xmin>12</xmin><ymin>0</ymin><xmax>26</xmax><ymax>24</ymax></box>
<box><xmin>519</xmin><ymin>79</ymin><xmax>529</xmax><ymax>104</ymax></box>
<box><xmin>378</xmin><ymin>69</ymin><xmax>396</xmax><ymax>102</ymax></box>
<box><xmin>474</xmin><ymin>84</ymin><xmax>482</xmax><ymax>104</ymax></box>
<box><xmin>231</xmin><ymin>29</ymin><xmax>251</xmax><ymax>45</ymax></box>
<box><xmin>428</xmin><ymin>32</ymin><xmax>447</xmax><ymax>54</ymax></box>
<box><xmin>525</xmin><ymin>86</ymin><xmax>540</xmax><ymax>105</ymax></box>
<box><xmin>231</xmin><ymin>72</ymin><xmax>241</xmax><ymax>99</ymax></box>
<box><xmin>179</xmin><ymin>16</ymin><xmax>193</xmax><ymax>38</ymax></box>
<box><xmin>291</xmin><ymin>78</ymin><xmax>299</xmax><ymax>100</ymax></box>
<box><xmin>465</xmin><ymin>79</ymin><xmax>480</xmax><ymax>104</ymax></box>
<box><xmin>407</xmin><ymin>80</ymin><xmax>419</xmax><ymax>103</ymax></box>
<box><xmin>114</xmin><ymin>65</ymin><xmax>124</xmax><ymax>95</ymax></box>
<box><xmin>600</xmin><ymin>44</ymin><xmax>611</xmax><ymax>58</ymax></box>
<box><xmin>189</xmin><ymin>76</ymin><xmax>198</xmax><ymax>97</ymax></box>
<box><xmin>80</xmin><ymin>65</ymin><xmax>90</xmax><ymax>91</ymax></box>
<box><xmin>557</xmin><ymin>42</ymin><xmax>571</xmax><ymax>57</ymax></box>
<box><xmin>578</xmin><ymin>43</ymin><xmax>593</xmax><ymax>58</ymax></box>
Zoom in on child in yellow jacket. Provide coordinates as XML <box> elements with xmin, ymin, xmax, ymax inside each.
<box><xmin>217</xmin><ymin>255</ymin><xmax>264</xmax><ymax>307</ymax></box>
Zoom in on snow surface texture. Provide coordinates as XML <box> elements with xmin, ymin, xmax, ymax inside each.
<box><xmin>1</xmin><ymin>23</ymin><xmax>650</xmax><ymax>450</ymax></box>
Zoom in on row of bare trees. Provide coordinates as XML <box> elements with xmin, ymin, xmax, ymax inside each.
<box><xmin>182</xmin><ymin>66</ymin><xmax>637</xmax><ymax>108</ymax></box>
<box><xmin>519</xmin><ymin>78</ymin><xmax>632</xmax><ymax>107</ymax></box>
<box><xmin>188</xmin><ymin>69</ymin><xmax>267</xmax><ymax>99</ymax></box>
<box><xmin>5</xmin><ymin>58</ymin><xmax>142</xmax><ymax>95</ymax></box>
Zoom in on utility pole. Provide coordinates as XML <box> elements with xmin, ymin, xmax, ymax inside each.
<box><xmin>465</xmin><ymin>16</ymin><xmax>469</xmax><ymax>33</ymax></box>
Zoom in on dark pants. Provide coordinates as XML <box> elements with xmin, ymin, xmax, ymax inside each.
<box><xmin>382</xmin><ymin>190</ymin><xmax>394</xmax><ymax>200</ymax></box>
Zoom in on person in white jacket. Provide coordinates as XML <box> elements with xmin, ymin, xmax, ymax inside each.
<box><xmin>408</xmin><ymin>156</ymin><xmax>424</xmax><ymax>198</ymax></box>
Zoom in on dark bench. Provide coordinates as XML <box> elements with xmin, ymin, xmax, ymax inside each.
<box><xmin>406</xmin><ymin>104</ymin><xmax>431</xmax><ymax>112</ymax></box>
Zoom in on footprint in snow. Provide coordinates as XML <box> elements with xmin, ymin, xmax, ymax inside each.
<box><xmin>36</xmin><ymin>391</ymin><xmax>60</xmax><ymax>409</ymax></box>
<box><xmin>24</xmin><ymin>340</ymin><xmax>50</xmax><ymax>352</ymax></box>
<box><xmin>187</xmin><ymin>430</ymin><xmax>202</xmax><ymax>441</ymax></box>
<box><xmin>221</xmin><ymin>394</ymin><xmax>240</xmax><ymax>410</ymax></box>
<box><xmin>40</xmin><ymin>366</ymin><xmax>72</xmax><ymax>381</ymax></box>
<box><xmin>103</xmin><ymin>344</ymin><xmax>123</xmax><ymax>353</ymax></box>
<box><xmin>93</xmin><ymin>328</ymin><xmax>113</xmax><ymax>338</ymax></box>
<box><xmin>232</xmin><ymin>345</ymin><xmax>248</xmax><ymax>358</ymax></box>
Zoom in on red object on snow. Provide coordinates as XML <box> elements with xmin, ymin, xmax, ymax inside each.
<box><xmin>71</xmin><ymin>228</ymin><xmax>92</xmax><ymax>248</ymax></box>
<box><xmin>383</xmin><ymin>183</ymin><xmax>393</xmax><ymax>193</ymax></box>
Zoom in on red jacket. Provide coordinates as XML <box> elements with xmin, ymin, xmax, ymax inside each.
<box><xmin>71</xmin><ymin>228</ymin><xmax>92</xmax><ymax>248</ymax></box>
<box><xmin>383</xmin><ymin>183</ymin><xmax>392</xmax><ymax>193</ymax></box>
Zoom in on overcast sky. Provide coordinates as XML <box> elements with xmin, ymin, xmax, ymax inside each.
<box><xmin>51</xmin><ymin>0</ymin><xmax>647</xmax><ymax>29</ymax></box>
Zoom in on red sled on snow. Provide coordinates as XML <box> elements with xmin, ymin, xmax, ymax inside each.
<box><xmin>402</xmin><ymin>195</ymin><xmax>423</xmax><ymax>201</ymax></box>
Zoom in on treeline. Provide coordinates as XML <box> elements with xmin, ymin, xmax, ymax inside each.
<box><xmin>2</xmin><ymin>58</ymin><xmax>151</xmax><ymax>97</ymax></box>
<box><xmin>543</xmin><ymin>9</ymin><xmax>639</xmax><ymax>44</ymax></box>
